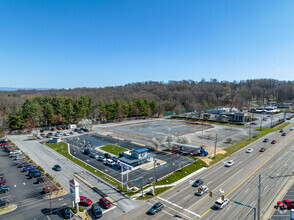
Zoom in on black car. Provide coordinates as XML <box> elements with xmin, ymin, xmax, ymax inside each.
<box><xmin>54</xmin><ymin>165</ymin><xmax>62</xmax><ymax>171</ymax></box>
<box><xmin>0</xmin><ymin>186</ymin><xmax>9</xmax><ymax>193</ymax></box>
<box><xmin>280</xmin><ymin>129</ymin><xmax>284</xmax><ymax>133</ymax></box>
<box><xmin>84</xmin><ymin>149</ymin><xmax>91</xmax><ymax>155</ymax></box>
<box><xmin>193</xmin><ymin>179</ymin><xmax>204</xmax><ymax>187</ymax></box>
<box><xmin>263</xmin><ymin>138</ymin><xmax>269</xmax><ymax>142</ymax></box>
<box><xmin>29</xmin><ymin>171</ymin><xmax>43</xmax><ymax>179</ymax></box>
<box><xmin>59</xmin><ymin>206</ymin><xmax>71</xmax><ymax>219</ymax></box>
<box><xmin>36</xmin><ymin>177</ymin><xmax>47</xmax><ymax>184</ymax></box>
<box><xmin>0</xmin><ymin>198</ymin><xmax>9</xmax><ymax>207</ymax></box>
<box><xmin>91</xmin><ymin>202</ymin><xmax>103</xmax><ymax>219</ymax></box>
<box><xmin>148</xmin><ymin>202</ymin><xmax>164</xmax><ymax>215</ymax></box>
<box><xmin>83</xmin><ymin>128</ymin><xmax>89</xmax><ymax>132</ymax></box>
<box><xmin>50</xmin><ymin>127</ymin><xmax>55</xmax><ymax>131</ymax></box>
<box><xmin>282</xmin><ymin>133</ymin><xmax>286</xmax><ymax>136</ymax></box>
<box><xmin>74</xmin><ymin>128</ymin><xmax>79</xmax><ymax>132</ymax></box>
<box><xmin>104</xmin><ymin>153</ymin><xmax>111</xmax><ymax>159</ymax></box>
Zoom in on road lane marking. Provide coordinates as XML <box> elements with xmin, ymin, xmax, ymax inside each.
<box><xmin>201</xmin><ymin>134</ymin><xmax>294</xmax><ymax>218</ymax></box>
<box><xmin>158</xmin><ymin>197</ymin><xmax>201</xmax><ymax>218</ymax></box>
<box><xmin>102</xmin><ymin>206</ymin><xmax>116</xmax><ymax>214</ymax></box>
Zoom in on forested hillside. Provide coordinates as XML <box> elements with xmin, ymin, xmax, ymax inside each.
<box><xmin>1</xmin><ymin>78</ymin><xmax>294</xmax><ymax>130</ymax></box>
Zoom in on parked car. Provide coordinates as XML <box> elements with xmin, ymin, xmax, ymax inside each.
<box><xmin>47</xmin><ymin>134</ymin><xmax>52</xmax><ymax>138</ymax></box>
<box><xmin>0</xmin><ymin>186</ymin><xmax>9</xmax><ymax>193</ymax></box>
<box><xmin>82</xmin><ymin>128</ymin><xmax>89</xmax><ymax>132</ymax></box>
<box><xmin>63</xmin><ymin>133</ymin><xmax>69</xmax><ymax>136</ymax></box>
<box><xmin>18</xmin><ymin>162</ymin><xmax>33</xmax><ymax>168</ymax></box>
<box><xmin>195</xmin><ymin>185</ymin><xmax>209</xmax><ymax>196</ymax></box>
<box><xmin>43</xmin><ymin>186</ymin><xmax>58</xmax><ymax>193</ymax></box>
<box><xmin>84</xmin><ymin>149</ymin><xmax>91</xmax><ymax>155</ymax></box>
<box><xmin>271</xmin><ymin>140</ymin><xmax>277</xmax><ymax>144</ymax></box>
<box><xmin>0</xmin><ymin>174</ymin><xmax>4</xmax><ymax>179</ymax></box>
<box><xmin>112</xmin><ymin>156</ymin><xmax>119</xmax><ymax>161</ymax></box>
<box><xmin>91</xmin><ymin>202</ymin><xmax>103</xmax><ymax>219</ymax></box>
<box><xmin>259</xmin><ymin>148</ymin><xmax>266</xmax><ymax>152</ymax></box>
<box><xmin>225</xmin><ymin>160</ymin><xmax>234</xmax><ymax>167</ymax></box>
<box><xmin>0</xmin><ymin>198</ymin><xmax>9</xmax><ymax>207</ymax></box>
<box><xmin>99</xmin><ymin>197</ymin><xmax>111</xmax><ymax>209</ymax></box>
<box><xmin>54</xmin><ymin>133</ymin><xmax>61</xmax><ymax>137</ymax></box>
<box><xmin>0</xmin><ymin>179</ymin><xmax>6</xmax><ymax>186</ymax></box>
<box><xmin>79</xmin><ymin>196</ymin><xmax>93</xmax><ymax>206</ymax></box>
<box><xmin>23</xmin><ymin>166</ymin><xmax>38</xmax><ymax>172</ymax></box>
<box><xmin>246</xmin><ymin>148</ymin><xmax>253</xmax><ymax>153</ymax></box>
<box><xmin>106</xmin><ymin>159</ymin><xmax>115</xmax><ymax>167</ymax></box>
<box><xmin>263</xmin><ymin>138</ymin><xmax>269</xmax><ymax>142</ymax></box>
<box><xmin>50</xmin><ymin>127</ymin><xmax>55</xmax><ymax>131</ymax></box>
<box><xmin>98</xmin><ymin>155</ymin><xmax>106</xmax><ymax>162</ymax></box>
<box><xmin>69</xmin><ymin>131</ymin><xmax>74</xmax><ymax>135</ymax></box>
<box><xmin>29</xmin><ymin>171</ymin><xmax>43</xmax><ymax>179</ymax></box>
<box><xmin>54</xmin><ymin>165</ymin><xmax>62</xmax><ymax>171</ymax></box>
<box><xmin>193</xmin><ymin>179</ymin><xmax>204</xmax><ymax>187</ymax></box>
<box><xmin>277</xmin><ymin>200</ymin><xmax>294</xmax><ymax>209</ymax></box>
<box><xmin>282</xmin><ymin>133</ymin><xmax>286</xmax><ymax>136</ymax></box>
<box><xmin>9</xmin><ymin>150</ymin><xmax>21</xmax><ymax>155</ymax></box>
<box><xmin>78</xmin><ymin>130</ymin><xmax>84</xmax><ymax>134</ymax></box>
<box><xmin>104</xmin><ymin>153</ymin><xmax>111</xmax><ymax>159</ymax></box>
<box><xmin>74</xmin><ymin>128</ymin><xmax>79</xmax><ymax>132</ymax></box>
<box><xmin>15</xmin><ymin>155</ymin><xmax>25</xmax><ymax>160</ymax></box>
<box><xmin>148</xmin><ymin>202</ymin><xmax>164</xmax><ymax>215</ymax></box>
<box><xmin>90</xmin><ymin>153</ymin><xmax>99</xmax><ymax>159</ymax></box>
<box><xmin>37</xmin><ymin>136</ymin><xmax>43</xmax><ymax>140</ymax></box>
<box><xmin>59</xmin><ymin>205</ymin><xmax>71</xmax><ymax>219</ymax></box>
<box><xmin>36</xmin><ymin>177</ymin><xmax>47</xmax><ymax>184</ymax></box>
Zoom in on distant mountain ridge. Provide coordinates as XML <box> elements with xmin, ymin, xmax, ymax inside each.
<box><xmin>0</xmin><ymin>87</ymin><xmax>53</xmax><ymax>91</ymax></box>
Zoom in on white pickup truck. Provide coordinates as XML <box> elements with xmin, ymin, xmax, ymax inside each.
<box><xmin>214</xmin><ymin>197</ymin><xmax>230</xmax><ymax>209</ymax></box>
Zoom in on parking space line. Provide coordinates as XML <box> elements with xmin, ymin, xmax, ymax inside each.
<box><xmin>102</xmin><ymin>205</ymin><xmax>116</xmax><ymax>214</ymax></box>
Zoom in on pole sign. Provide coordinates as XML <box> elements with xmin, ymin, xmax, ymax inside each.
<box><xmin>69</xmin><ymin>179</ymin><xmax>80</xmax><ymax>203</ymax></box>
<box><xmin>117</xmin><ymin>160</ymin><xmax>133</xmax><ymax>171</ymax></box>
<box><xmin>291</xmin><ymin>209</ymin><xmax>294</xmax><ymax>220</ymax></box>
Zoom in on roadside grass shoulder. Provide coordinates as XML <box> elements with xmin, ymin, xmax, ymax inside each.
<box><xmin>136</xmin><ymin>187</ymin><xmax>172</xmax><ymax>200</ymax></box>
<box><xmin>210</xmin><ymin>122</ymin><xmax>291</xmax><ymax>166</ymax></box>
<box><xmin>155</xmin><ymin>160</ymin><xmax>206</xmax><ymax>186</ymax></box>
<box><xmin>100</xmin><ymin>145</ymin><xmax>127</xmax><ymax>156</ymax></box>
<box><xmin>45</xmin><ymin>142</ymin><xmax>120</xmax><ymax>186</ymax></box>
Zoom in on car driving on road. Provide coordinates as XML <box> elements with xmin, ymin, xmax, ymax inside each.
<box><xmin>271</xmin><ymin>140</ymin><xmax>277</xmax><ymax>144</ymax></box>
<box><xmin>282</xmin><ymin>132</ymin><xmax>286</xmax><ymax>136</ymax></box>
<box><xmin>195</xmin><ymin>185</ymin><xmax>209</xmax><ymax>196</ymax></box>
<box><xmin>193</xmin><ymin>179</ymin><xmax>204</xmax><ymax>187</ymax></box>
<box><xmin>214</xmin><ymin>197</ymin><xmax>229</xmax><ymax>209</ymax></box>
<box><xmin>148</xmin><ymin>202</ymin><xmax>164</xmax><ymax>215</ymax></box>
<box><xmin>246</xmin><ymin>148</ymin><xmax>253</xmax><ymax>153</ymax></box>
<box><xmin>54</xmin><ymin>164</ymin><xmax>62</xmax><ymax>171</ymax></box>
<box><xmin>225</xmin><ymin>160</ymin><xmax>234</xmax><ymax>167</ymax></box>
<box><xmin>263</xmin><ymin>138</ymin><xmax>269</xmax><ymax>142</ymax></box>
<box><xmin>259</xmin><ymin>148</ymin><xmax>266</xmax><ymax>152</ymax></box>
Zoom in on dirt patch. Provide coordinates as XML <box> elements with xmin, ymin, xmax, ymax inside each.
<box><xmin>108</xmin><ymin>129</ymin><xmax>152</xmax><ymax>140</ymax></box>
<box><xmin>43</xmin><ymin>188</ymin><xmax>68</xmax><ymax>199</ymax></box>
<box><xmin>141</xmin><ymin>159</ymin><xmax>166</xmax><ymax>170</ymax></box>
<box><xmin>0</xmin><ymin>204</ymin><xmax>17</xmax><ymax>216</ymax></box>
<box><xmin>197</xmin><ymin>146</ymin><xmax>226</xmax><ymax>165</ymax></box>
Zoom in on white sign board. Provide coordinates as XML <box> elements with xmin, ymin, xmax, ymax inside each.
<box><xmin>69</xmin><ymin>179</ymin><xmax>80</xmax><ymax>203</ymax></box>
<box><xmin>117</xmin><ymin>160</ymin><xmax>133</xmax><ymax>171</ymax></box>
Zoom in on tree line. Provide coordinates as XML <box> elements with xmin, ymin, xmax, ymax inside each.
<box><xmin>7</xmin><ymin>96</ymin><xmax>157</xmax><ymax>130</ymax></box>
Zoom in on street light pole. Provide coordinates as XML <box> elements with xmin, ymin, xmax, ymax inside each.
<box><xmin>214</xmin><ymin>134</ymin><xmax>217</xmax><ymax>158</ymax></box>
<box><xmin>258</xmin><ymin>174</ymin><xmax>261</xmax><ymax>220</ymax></box>
<box><xmin>153</xmin><ymin>159</ymin><xmax>157</xmax><ymax>194</ymax></box>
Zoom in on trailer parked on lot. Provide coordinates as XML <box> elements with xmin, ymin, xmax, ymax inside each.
<box><xmin>170</xmin><ymin>142</ymin><xmax>209</xmax><ymax>156</ymax></box>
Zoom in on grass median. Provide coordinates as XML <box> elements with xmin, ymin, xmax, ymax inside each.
<box><xmin>100</xmin><ymin>145</ymin><xmax>127</xmax><ymax>156</ymax></box>
<box><xmin>45</xmin><ymin>142</ymin><xmax>120</xmax><ymax>186</ymax></box>
<box><xmin>156</xmin><ymin>159</ymin><xmax>206</xmax><ymax>186</ymax></box>
<box><xmin>136</xmin><ymin>187</ymin><xmax>172</xmax><ymax>200</ymax></box>
<box><xmin>210</xmin><ymin>122</ymin><xmax>291</xmax><ymax>165</ymax></box>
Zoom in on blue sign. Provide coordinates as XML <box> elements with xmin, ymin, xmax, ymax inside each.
<box><xmin>291</xmin><ymin>209</ymin><xmax>294</xmax><ymax>220</ymax></box>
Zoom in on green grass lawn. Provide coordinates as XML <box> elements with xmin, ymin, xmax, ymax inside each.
<box><xmin>156</xmin><ymin>159</ymin><xmax>207</xmax><ymax>186</ymax></box>
<box><xmin>210</xmin><ymin>122</ymin><xmax>291</xmax><ymax>165</ymax></box>
<box><xmin>136</xmin><ymin>187</ymin><xmax>172</xmax><ymax>200</ymax></box>
<box><xmin>100</xmin><ymin>144</ymin><xmax>127</xmax><ymax>156</ymax></box>
<box><xmin>45</xmin><ymin>142</ymin><xmax>120</xmax><ymax>186</ymax></box>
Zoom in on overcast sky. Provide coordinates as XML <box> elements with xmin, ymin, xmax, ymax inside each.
<box><xmin>1</xmin><ymin>0</ymin><xmax>294</xmax><ymax>89</ymax></box>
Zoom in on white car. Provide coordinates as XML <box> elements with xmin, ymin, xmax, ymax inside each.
<box><xmin>214</xmin><ymin>197</ymin><xmax>230</xmax><ymax>209</ymax></box>
<box><xmin>290</xmin><ymin>127</ymin><xmax>294</xmax><ymax>130</ymax></box>
<box><xmin>246</xmin><ymin>148</ymin><xmax>253</xmax><ymax>153</ymax></box>
<box><xmin>225</xmin><ymin>160</ymin><xmax>234</xmax><ymax>167</ymax></box>
<box><xmin>63</xmin><ymin>133</ymin><xmax>69</xmax><ymax>136</ymax></box>
<box><xmin>10</xmin><ymin>150</ymin><xmax>21</xmax><ymax>155</ymax></box>
<box><xmin>195</xmin><ymin>185</ymin><xmax>209</xmax><ymax>196</ymax></box>
<box><xmin>106</xmin><ymin>159</ymin><xmax>115</xmax><ymax>166</ymax></box>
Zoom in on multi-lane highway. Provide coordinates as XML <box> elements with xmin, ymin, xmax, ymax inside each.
<box><xmin>121</xmin><ymin>122</ymin><xmax>294</xmax><ymax>220</ymax></box>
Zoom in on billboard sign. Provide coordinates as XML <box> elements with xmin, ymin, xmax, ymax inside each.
<box><xmin>117</xmin><ymin>160</ymin><xmax>133</xmax><ymax>171</ymax></box>
<box><xmin>69</xmin><ymin>179</ymin><xmax>80</xmax><ymax>203</ymax></box>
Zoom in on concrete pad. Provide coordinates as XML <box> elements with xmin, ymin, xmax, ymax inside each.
<box><xmin>141</xmin><ymin>159</ymin><xmax>166</xmax><ymax>170</ymax></box>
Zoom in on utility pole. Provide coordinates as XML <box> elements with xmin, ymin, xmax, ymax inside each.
<box><xmin>121</xmin><ymin>166</ymin><xmax>123</xmax><ymax>188</ymax></box>
<box><xmin>214</xmin><ymin>134</ymin><xmax>217</xmax><ymax>158</ymax></box>
<box><xmin>258</xmin><ymin>174</ymin><xmax>261</xmax><ymax>220</ymax></box>
<box><xmin>142</xmin><ymin>176</ymin><xmax>144</xmax><ymax>197</ymax></box>
<box><xmin>49</xmin><ymin>187</ymin><xmax>53</xmax><ymax>220</ymax></box>
<box><xmin>260</xmin><ymin>115</ymin><xmax>263</xmax><ymax>130</ymax></box>
<box><xmin>271</xmin><ymin>113</ymin><xmax>273</xmax><ymax>128</ymax></box>
<box><xmin>153</xmin><ymin>159</ymin><xmax>157</xmax><ymax>194</ymax></box>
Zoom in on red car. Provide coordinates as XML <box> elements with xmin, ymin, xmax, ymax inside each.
<box><xmin>271</xmin><ymin>140</ymin><xmax>277</xmax><ymax>144</ymax></box>
<box><xmin>99</xmin><ymin>197</ymin><xmax>111</xmax><ymax>209</ymax></box>
<box><xmin>79</xmin><ymin>196</ymin><xmax>92</xmax><ymax>206</ymax></box>
<box><xmin>43</xmin><ymin>186</ymin><xmax>58</xmax><ymax>193</ymax></box>
<box><xmin>1</xmin><ymin>142</ymin><xmax>12</xmax><ymax>146</ymax></box>
<box><xmin>277</xmin><ymin>200</ymin><xmax>294</xmax><ymax>209</ymax></box>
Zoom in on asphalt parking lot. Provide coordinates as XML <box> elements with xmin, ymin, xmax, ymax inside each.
<box><xmin>64</xmin><ymin>133</ymin><xmax>193</xmax><ymax>188</ymax></box>
<box><xmin>271</xmin><ymin>184</ymin><xmax>294</xmax><ymax>220</ymax></box>
<box><xmin>0</xmin><ymin>145</ymin><xmax>50</xmax><ymax>217</ymax></box>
